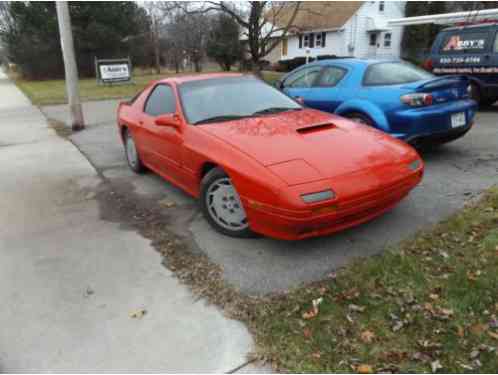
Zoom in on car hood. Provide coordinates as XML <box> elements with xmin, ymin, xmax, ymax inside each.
<box><xmin>200</xmin><ymin>109</ymin><xmax>417</xmax><ymax>185</ymax></box>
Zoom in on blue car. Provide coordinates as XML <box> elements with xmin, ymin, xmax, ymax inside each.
<box><xmin>277</xmin><ymin>59</ymin><xmax>478</xmax><ymax>145</ymax></box>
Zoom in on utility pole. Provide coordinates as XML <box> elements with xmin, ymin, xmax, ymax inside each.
<box><xmin>56</xmin><ymin>1</ymin><xmax>85</xmax><ymax>131</ymax></box>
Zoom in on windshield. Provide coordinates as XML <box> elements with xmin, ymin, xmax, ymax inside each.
<box><xmin>363</xmin><ymin>62</ymin><xmax>434</xmax><ymax>86</ymax></box>
<box><xmin>178</xmin><ymin>76</ymin><xmax>301</xmax><ymax>125</ymax></box>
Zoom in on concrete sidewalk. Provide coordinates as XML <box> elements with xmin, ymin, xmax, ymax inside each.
<box><xmin>0</xmin><ymin>70</ymin><xmax>255</xmax><ymax>372</ymax></box>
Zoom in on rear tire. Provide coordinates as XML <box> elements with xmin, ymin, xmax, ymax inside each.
<box><xmin>469</xmin><ymin>82</ymin><xmax>481</xmax><ymax>104</ymax></box>
<box><xmin>124</xmin><ymin>128</ymin><xmax>146</xmax><ymax>174</ymax></box>
<box><xmin>200</xmin><ymin>168</ymin><xmax>254</xmax><ymax>238</ymax></box>
<box><xmin>344</xmin><ymin>112</ymin><xmax>375</xmax><ymax>127</ymax></box>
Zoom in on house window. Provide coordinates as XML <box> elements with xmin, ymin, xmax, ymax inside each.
<box><xmin>299</xmin><ymin>32</ymin><xmax>326</xmax><ymax>49</ymax></box>
<box><xmin>369</xmin><ymin>33</ymin><xmax>377</xmax><ymax>46</ymax></box>
<box><xmin>384</xmin><ymin>33</ymin><xmax>391</xmax><ymax>48</ymax></box>
<box><xmin>379</xmin><ymin>1</ymin><xmax>385</xmax><ymax>12</ymax></box>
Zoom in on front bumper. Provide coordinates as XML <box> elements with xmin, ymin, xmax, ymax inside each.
<box><xmin>243</xmin><ymin>170</ymin><xmax>423</xmax><ymax>240</ymax></box>
<box><xmin>388</xmin><ymin>99</ymin><xmax>477</xmax><ymax>143</ymax></box>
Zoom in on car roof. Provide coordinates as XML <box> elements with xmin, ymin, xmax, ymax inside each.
<box><xmin>442</xmin><ymin>22</ymin><xmax>498</xmax><ymax>32</ymax></box>
<box><xmin>157</xmin><ymin>72</ymin><xmax>246</xmax><ymax>85</ymax></box>
<box><xmin>309</xmin><ymin>58</ymin><xmax>400</xmax><ymax>67</ymax></box>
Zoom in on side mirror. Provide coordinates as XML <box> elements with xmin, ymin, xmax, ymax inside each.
<box><xmin>275</xmin><ymin>80</ymin><xmax>284</xmax><ymax>90</ymax></box>
<box><xmin>155</xmin><ymin>114</ymin><xmax>181</xmax><ymax>129</ymax></box>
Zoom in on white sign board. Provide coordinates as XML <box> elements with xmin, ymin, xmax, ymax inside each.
<box><xmin>99</xmin><ymin>64</ymin><xmax>130</xmax><ymax>82</ymax></box>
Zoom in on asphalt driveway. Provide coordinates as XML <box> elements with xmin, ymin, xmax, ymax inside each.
<box><xmin>42</xmin><ymin>100</ymin><xmax>498</xmax><ymax>294</ymax></box>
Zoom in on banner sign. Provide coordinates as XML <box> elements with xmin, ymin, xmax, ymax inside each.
<box><xmin>95</xmin><ymin>58</ymin><xmax>132</xmax><ymax>84</ymax></box>
<box><xmin>100</xmin><ymin>64</ymin><xmax>130</xmax><ymax>82</ymax></box>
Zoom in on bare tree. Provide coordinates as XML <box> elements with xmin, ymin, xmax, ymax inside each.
<box><xmin>178</xmin><ymin>1</ymin><xmax>301</xmax><ymax>74</ymax></box>
<box><xmin>144</xmin><ymin>2</ymin><xmax>162</xmax><ymax>74</ymax></box>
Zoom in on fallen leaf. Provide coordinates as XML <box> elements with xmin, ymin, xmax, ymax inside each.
<box><xmin>311</xmin><ymin>351</ymin><xmax>321</xmax><ymax>359</ymax></box>
<box><xmin>158</xmin><ymin>198</ymin><xmax>176</xmax><ymax>208</ymax></box>
<box><xmin>130</xmin><ymin>309</ymin><xmax>147</xmax><ymax>319</ymax></box>
<box><xmin>439</xmin><ymin>308</ymin><xmax>454</xmax><ymax>317</ymax></box>
<box><xmin>412</xmin><ymin>351</ymin><xmax>431</xmax><ymax>362</ymax></box>
<box><xmin>431</xmin><ymin>359</ymin><xmax>443</xmax><ymax>373</ymax></box>
<box><xmin>456</xmin><ymin>325</ymin><xmax>465</xmax><ymax>338</ymax></box>
<box><xmin>319</xmin><ymin>286</ymin><xmax>327</xmax><ymax>295</ymax></box>
<box><xmin>430</xmin><ymin>293</ymin><xmax>439</xmax><ymax>301</ymax></box>
<box><xmin>302</xmin><ymin>309</ymin><xmax>317</xmax><ymax>320</ymax></box>
<box><xmin>392</xmin><ymin>320</ymin><xmax>404</xmax><ymax>332</ymax></box>
<box><xmin>360</xmin><ymin>330</ymin><xmax>375</xmax><ymax>343</ymax></box>
<box><xmin>303</xmin><ymin>327</ymin><xmax>312</xmax><ymax>339</ymax></box>
<box><xmin>488</xmin><ymin>331</ymin><xmax>498</xmax><ymax>340</ymax></box>
<box><xmin>349</xmin><ymin>304</ymin><xmax>366</xmax><ymax>313</ymax></box>
<box><xmin>459</xmin><ymin>363</ymin><xmax>474</xmax><ymax>370</ymax></box>
<box><xmin>470</xmin><ymin>323</ymin><xmax>488</xmax><ymax>336</ymax></box>
<box><xmin>469</xmin><ymin>350</ymin><xmax>480</xmax><ymax>359</ymax></box>
<box><xmin>302</xmin><ymin>297</ymin><xmax>323</xmax><ymax>320</ymax></box>
<box><xmin>439</xmin><ymin>250</ymin><xmax>449</xmax><ymax>259</ymax></box>
<box><xmin>357</xmin><ymin>364</ymin><xmax>374</xmax><ymax>374</ymax></box>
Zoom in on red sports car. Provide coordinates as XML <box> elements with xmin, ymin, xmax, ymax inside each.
<box><xmin>117</xmin><ymin>73</ymin><xmax>424</xmax><ymax>240</ymax></box>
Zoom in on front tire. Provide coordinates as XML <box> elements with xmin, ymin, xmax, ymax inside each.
<box><xmin>124</xmin><ymin>128</ymin><xmax>145</xmax><ymax>174</ymax></box>
<box><xmin>200</xmin><ymin>168</ymin><xmax>254</xmax><ymax>238</ymax></box>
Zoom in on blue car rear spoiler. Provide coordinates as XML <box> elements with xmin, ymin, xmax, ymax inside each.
<box><xmin>416</xmin><ymin>75</ymin><xmax>469</xmax><ymax>91</ymax></box>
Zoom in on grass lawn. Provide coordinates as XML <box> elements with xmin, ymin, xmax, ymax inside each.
<box><xmin>12</xmin><ymin>70</ymin><xmax>284</xmax><ymax>106</ymax></box>
<box><xmin>250</xmin><ymin>188</ymin><xmax>498</xmax><ymax>373</ymax></box>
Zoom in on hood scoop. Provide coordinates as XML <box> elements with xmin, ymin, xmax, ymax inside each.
<box><xmin>296</xmin><ymin>122</ymin><xmax>336</xmax><ymax>134</ymax></box>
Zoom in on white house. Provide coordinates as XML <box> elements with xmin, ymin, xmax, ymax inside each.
<box><xmin>264</xmin><ymin>1</ymin><xmax>406</xmax><ymax>63</ymax></box>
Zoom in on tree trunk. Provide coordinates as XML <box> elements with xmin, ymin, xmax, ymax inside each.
<box><xmin>251</xmin><ymin>58</ymin><xmax>262</xmax><ymax>77</ymax></box>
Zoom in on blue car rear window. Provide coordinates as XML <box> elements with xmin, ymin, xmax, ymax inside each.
<box><xmin>363</xmin><ymin>62</ymin><xmax>434</xmax><ymax>86</ymax></box>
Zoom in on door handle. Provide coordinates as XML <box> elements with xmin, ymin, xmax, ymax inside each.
<box><xmin>139</xmin><ymin>120</ymin><xmax>144</xmax><ymax>125</ymax></box>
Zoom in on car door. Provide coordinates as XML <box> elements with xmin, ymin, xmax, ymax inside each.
<box><xmin>141</xmin><ymin>84</ymin><xmax>184</xmax><ymax>177</ymax></box>
<box><xmin>303</xmin><ymin>65</ymin><xmax>348</xmax><ymax>113</ymax></box>
<box><xmin>282</xmin><ymin>65</ymin><xmax>322</xmax><ymax>103</ymax></box>
<box><xmin>489</xmin><ymin>29</ymin><xmax>498</xmax><ymax>85</ymax></box>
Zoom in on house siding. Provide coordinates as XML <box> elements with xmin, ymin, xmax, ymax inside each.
<box><xmin>345</xmin><ymin>1</ymin><xmax>405</xmax><ymax>59</ymax></box>
<box><xmin>273</xmin><ymin>1</ymin><xmax>405</xmax><ymax>63</ymax></box>
<box><xmin>280</xmin><ymin>30</ymin><xmax>346</xmax><ymax>61</ymax></box>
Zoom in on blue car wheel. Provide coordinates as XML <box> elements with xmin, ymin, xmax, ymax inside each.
<box><xmin>344</xmin><ymin>112</ymin><xmax>375</xmax><ymax>127</ymax></box>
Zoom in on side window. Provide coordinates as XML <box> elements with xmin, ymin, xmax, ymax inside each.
<box><xmin>440</xmin><ymin>31</ymin><xmax>489</xmax><ymax>54</ymax></box>
<box><xmin>144</xmin><ymin>85</ymin><xmax>176</xmax><ymax>116</ymax></box>
<box><xmin>384</xmin><ymin>33</ymin><xmax>392</xmax><ymax>48</ymax></box>
<box><xmin>316</xmin><ymin>66</ymin><xmax>347</xmax><ymax>87</ymax></box>
<box><xmin>284</xmin><ymin>67</ymin><xmax>322</xmax><ymax>88</ymax></box>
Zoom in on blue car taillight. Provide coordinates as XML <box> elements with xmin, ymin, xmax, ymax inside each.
<box><xmin>401</xmin><ymin>93</ymin><xmax>433</xmax><ymax>107</ymax></box>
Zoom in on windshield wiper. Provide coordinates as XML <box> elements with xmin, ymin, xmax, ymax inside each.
<box><xmin>252</xmin><ymin>107</ymin><xmax>302</xmax><ymax>116</ymax></box>
<box><xmin>194</xmin><ymin>115</ymin><xmax>251</xmax><ymax>125</ymax></box>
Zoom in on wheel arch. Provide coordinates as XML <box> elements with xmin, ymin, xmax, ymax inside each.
<box><xmin>200</xmin><ymin>162</ymin><xmax>220</xmax><ymax>181</ymax></box>
<box><xmin>335</xmin><ymin>100</ymin><xmax>390</xmax><ymax>132</ymax></box>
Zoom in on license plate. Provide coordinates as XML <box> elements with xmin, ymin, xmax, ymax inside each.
<box><xmin>451</xmin><ymin>112</ymin><xmax>466</xmax><ymax>128</ymax></box>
